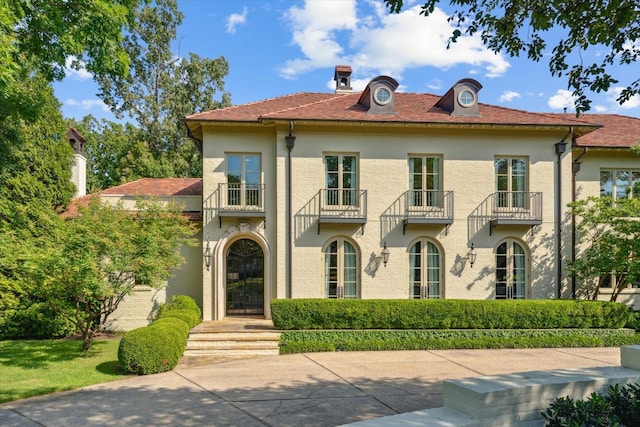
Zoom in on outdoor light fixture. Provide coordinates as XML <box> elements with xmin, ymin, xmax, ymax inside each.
<box><xmin>203</xmin><ymin>235</ymin><xmax>212</xmax><ymax>271</ymax></box>
<box><xmin>381</xmin><ymin>242</ymin><xmax>390</xmax><ymax>267</ymax></box>
<box><xmin>467</xmin><ymin>243</ymin><xmax>477</xmax><ymax>268</ymax></box>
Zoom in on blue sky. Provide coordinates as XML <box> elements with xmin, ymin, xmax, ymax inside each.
<box><xmin>54</xmin><ymin>0</ymin><xmax>640</xmax><ymax>122</ymax></box>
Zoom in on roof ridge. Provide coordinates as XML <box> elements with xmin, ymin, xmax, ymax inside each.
<box><xmin>261</xmin><ymin>92</ymin><xmax>353</xmax><ymax>117</ymax></box>
<box><xmin>186</xmin><ymin>93</ymin><xmax>330</xmax><ymax>120</ymax></box>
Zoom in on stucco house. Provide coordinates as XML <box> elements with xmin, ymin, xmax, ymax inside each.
<box><xmin>69</xmin><ymin>67</ymin><xmax>640</xmax><ymax>329</ymax></box>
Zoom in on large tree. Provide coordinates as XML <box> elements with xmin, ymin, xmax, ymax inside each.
<box><xmin>384</xmin><ymin>0</ymin><xmax>639</xmax><ymax>114</ymax></box>
<box><xmin>28</xmin><ymin>199</ymin><xmax>195</xmax><ymax>351</ymax></box>
<box><xmin>97</xmin><ymin>0</ymin><xmax>231</xmax><ymax>178</ymax></box>
<box><xmin>1</xmin><ymin>0</ymin><xmax>140</xmax><ymax>121</ymax></box>
<box><xmin>570</xmin><ymin>194</ymin><xmax>640</xmax><ymax>302</ymax></box>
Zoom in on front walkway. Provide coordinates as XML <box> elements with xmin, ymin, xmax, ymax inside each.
<box><xmin>0</xmin><ymin>347</ymin><xmax>619</xmax><ymax>427</ymax></box>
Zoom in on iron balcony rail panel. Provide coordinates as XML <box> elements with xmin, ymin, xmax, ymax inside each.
<box><xmin>403</xmin><ymin>190</ymin><xmax>454</xmax><ymax>234</ymax></box>
<box><xmin>217</xmin><ymin>183</ymin><xmax>266</xmax><ymax>226</ymax></box>
<box><xmin>318</xmin><ymin>189</ymin><xmax>367</xmax><ymax>233</ymax></box>
<box><xmin>489</xmin><ymin>191</ymin><xmax>542</xmax><ymax>235</ymax></box>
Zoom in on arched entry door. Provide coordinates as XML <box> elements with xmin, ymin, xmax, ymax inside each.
<box><xmin>226</xmin><ymin>239</ymin><xmax>264</xmax><ymax>315</ymax></box>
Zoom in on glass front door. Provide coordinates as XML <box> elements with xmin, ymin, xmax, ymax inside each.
<box><xmin>226</xmin><ymin>239</ymin><xmax>264</xmax><ymax>315</ymax></box>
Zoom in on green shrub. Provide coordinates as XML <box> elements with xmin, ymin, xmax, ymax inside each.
<box><xmin>279</xmin><ymin>329</ymin><xmax>640</xmax><ymax>354</ymax></box>
<box><xmin>157</xmin><ymin>309</ymin><xmax>200</xmax><ymax>328</ymax></box>
<box><xmin>0</xmin><ymin>302</ymin><xmax>76</xmax><ymax>339</ymax></box>
<box><xmin>158</xmin><ymin>295</ymin><xmax>201</xmax><ymax>319</ymax></box>
<box><xmin>118</xmin><ymin>317</ymin><xmax>189</xmax><ymax>375</ymax></box>
<box><xmin>542</xmin><ymin>383</ymin><xmax>640</xmax><ymax>426</ymax></box>
<box><xmin>271</xmin><ymin>299</ymin><xmax>631</xmax><ymax>330</ymax></box>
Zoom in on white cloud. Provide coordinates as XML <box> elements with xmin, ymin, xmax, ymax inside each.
<box><xmin>280</xmin><ymin>0</ymin><xmax>510</xmax><ymax>81</ymax></box>
<box><xmin>594</xmin><ymin>105</ymin><xmax>608</xmax><ymax>113</ymax></box>
<box><xmin>226</xmin><ymin>7</ymin><xmax>248</xmax><ymax>34</ymax></box>
<box><xmin>499</xmin><ymin>90</ymin><xmax>521</xmax><ymax>102</ymax></box>
<box><xmin>547</xmin><ymin>89</ymin><xmax>576</xmax><ymax>111</ymax></box>
<box><xmin>66</xmin><ymin>98</ymin><xmax>110</xmax><ymax>113</ymax></box>
<box><xmin>65</xmin><ymin>56</ymin><xmax>92</xmax><ymax>80</ymax></box>
<box><xmin>427</xmin><ymin>79</ymin><xmax>442</xmax><ymax>91</ymax></box>
<box><xmin>280</xmin><ymin>0</ymin><xmax>358</xmax><ymax>78</ymax></box>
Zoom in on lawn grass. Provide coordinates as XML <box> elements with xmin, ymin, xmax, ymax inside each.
<box><xmin>0</xmin><ymin>337</ymin><xmax>131</xmax><ymax>403</ymax></box>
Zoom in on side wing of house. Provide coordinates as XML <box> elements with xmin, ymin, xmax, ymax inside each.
<box><xmin>571</xmin><ymin>114</ymin><xmax>640</xmax><ymax>308</ymax></box>
<box><xmin>66</xmin><ymin>178</ymin><xmax>203</xmax><ymax>331</ymax></box>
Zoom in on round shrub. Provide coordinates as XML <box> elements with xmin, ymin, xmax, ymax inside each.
<box><xmin>118</xmin><ymin>318</ymin><xmax>189</xmax><ymax>375</ymax></box>
<box><xmin>157</xmin><ymin>309</ymin><xmax>200</xmax><ymax>328</ymax></box>
<box><xmin>158</xmin><ymin>295</ymin><xmax>201</xmax><ymax>319</ymax></box>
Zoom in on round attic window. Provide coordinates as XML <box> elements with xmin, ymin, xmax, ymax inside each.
<box><xmin>458</xmin><ymin>89</ymin><xmax>475</xmax><ymax>107</ymax></box>
<box><xmin>374</xmin><ymin>87</ymin><xmax>392</xmax><ymax>106</ymax></box>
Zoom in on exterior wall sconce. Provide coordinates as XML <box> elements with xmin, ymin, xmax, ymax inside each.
<box><xmin>381</xmin><ymin>242</ymin><xmax>390</xmax><ymax>267</ymax></box>
<box><xmin>467</xmin><ymin>243</ymin><xmax>477</xmax><ymax>268</ymax></box>
<box><xmin>203</xmin><ymin>235</ymin><xmax>212</xmax><ymax>271</ymax></box>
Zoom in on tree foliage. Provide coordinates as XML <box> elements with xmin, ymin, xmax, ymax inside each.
<box><xmin>384</xmin><ymin>0</ymin><xmax>640</xmax><ymax>113</ymax></box>
<box><xmin>25</xmin><ymin>199</ymin><xmax>195</xmax><ymax>351</ymax></box>
<box><xmin>1</xmin><ymin>0</ymin><xmax>140</xmax><ymax>121</ymax></box>
<box><xmin>0</xmin><ymin>76</ymin><xmax>75</xmax><ymax>233</ymax></box>
<box><xmin>96</xmin><ymin>0</ymin><xmax>231</xmax><ymax>178</ymax></box>
<box><xmin>570</xmin><ymin>195</ymin><xmax>640</xmax><ymax>302</ymax></box>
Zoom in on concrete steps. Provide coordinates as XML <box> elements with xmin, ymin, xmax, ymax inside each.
<box><xmin>183</xmin><ymin>318</ymin><xmax>281</xmax><ymax>357</ymax></box>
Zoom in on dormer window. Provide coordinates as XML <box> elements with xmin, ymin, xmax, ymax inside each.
<box><xmin>358</xmin><ymin>75</ymin><xmax>399</xmax><ymax>114</ymax></box>
<box><xmin>435</xmin><ymin>78</ymin><xmax>483</xmax><ymax>117</ymax></box>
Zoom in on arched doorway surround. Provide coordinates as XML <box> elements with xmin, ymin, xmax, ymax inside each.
<box><xmin>211</xmin><ymin>223</ymin><xmax>271</xmax><ymax>320</ymax></box>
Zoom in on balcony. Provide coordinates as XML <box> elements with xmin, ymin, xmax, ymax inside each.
<box><xmin>217</xmin><ymin>183</ymin><xmax>266</xmax><ymax>227</ymax></box>
<box><xmin>403</xmin><ymin>190</ymin><xmax>454</xmax><ymax>235</ymax></box>
<box><xmin>489</xmin><ymin>191</ymin><xmax>542</xmax><ymax>235</ymax></box>
<box><xmin>318</xmin><ymin>189</ymin><xmax>367</xmax><ymax>233</ymax></box>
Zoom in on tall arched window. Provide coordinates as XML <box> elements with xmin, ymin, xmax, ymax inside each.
<box><xmin>409</xmin><ymin>239</ymin><xmax>442</xmax><ymax>299</ymax></box>
<box><xmin>324</xmin><ymin>238</ymin><xmax>359</xmax><ymax>299</ymax></box>
<box><xmin>496</xmin><ymin>240</ymin><xmax>527</xmax><ymax>299</ymax></box>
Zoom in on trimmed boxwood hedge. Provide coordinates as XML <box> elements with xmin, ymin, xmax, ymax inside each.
<box><xmin>279</xmin><ymin>329</ymin><xmax>640</xmax><ymax>354</ymax></box>
<box><xmin>118</xmin><ymin>317</ymin><xmax>190</xmax><ymax>374</ymax></box>
<box><xmin>158</xmin><ymin>295</ymin><xmax>202</xmax><ymax>319</ymax></box>
<box><xmin>271</xmin><ymin>299</ymin><xmax>632</xmax><ymax>330</ymax></box>
<box><xmin>157</xmin><ymin>309</ymin><xmax>200</xmax><ymax>328</ymax></box>
<box><xmin>118</xmin><ymin>295</ymin><xmax>201</xmax><ymax>375</ymax></box>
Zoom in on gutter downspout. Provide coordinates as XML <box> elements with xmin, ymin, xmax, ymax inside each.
<box><xmin>285</xmin><ymin>122</ymin><xmax>296</xmax><ymax>299</ymax></box>
<box><xmin>571</xmin><ymin>147</ymin><xmax>589</xmax><ymax>299</ymax></box>
<box><xmin>555</xmin><ymin>129</ymin><xmax>571</xmax><ymax>299</ymax></box>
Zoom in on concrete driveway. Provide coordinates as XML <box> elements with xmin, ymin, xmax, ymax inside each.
<box><xmin>0</xmin><ymin>347</ymin><xmax>620</xmax><ymax>426</ymax></box>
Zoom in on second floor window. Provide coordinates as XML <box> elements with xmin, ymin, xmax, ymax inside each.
<box><xmin>227</xmin><ymin>154</ymin><xmax>261</xmax><ymax>206</ymax></box>
<box><xmin>325</xmin><ymin>154</ymin><xmax>357</xmax><ymax>206</ymax></box>
<box><xmin>495</xmin><ymin>157</ymin><xmax>527</xmax><ymax>209</ymax></box>
<box><xmin>409</xmin><ymin>156</ymin><xmax>441</xmax><ymax>207</ymax></box>
<box><xmin>600</xmin><ymin>169</ymin><xmax>640</xmax><ymax>200</ymax></box>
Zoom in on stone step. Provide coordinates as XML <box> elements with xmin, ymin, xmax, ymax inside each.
<box><xmin>183</xmin><ymin>348</ymin><xmax>280</xmax><ymax>356</ymax></box>
<box><xmin>186</xmin><ymin>340</ymin><xmax>280</xmax><ymax>350</ymax></box>
<box><xmin>188</xmin><ymin>332</ymin><xmax>281</xmax><ymax>342</ymax></box>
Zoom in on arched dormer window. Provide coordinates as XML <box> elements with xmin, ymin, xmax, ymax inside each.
<box><xmin>358</xmin><ymin>76</ymin><xmax>399</xmax><ymax>114</ymax></box>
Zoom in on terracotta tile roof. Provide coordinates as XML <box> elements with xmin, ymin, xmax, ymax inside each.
<box><xmin>100</xmin><ymin>178</ymin><xmax>202</xmax><ymax>196</ymax></box>
<box><xmin>62</xmin><ymin>194</ymin><xmax>98</xmax><ymax>218</ymax></box>
<box><xmin>185</xmin><ymin>92</ymin><xmax>595</xmax><ymax>130</ymax></box>
<box><xmin>548</xmin><ymin>113</ymin><xmax>640</xmax><ymax>148</ymax></box>
<box><xmin>64</xmin><ymin>178</ymin><xmax>203</xmax><ymax>219</ymax></box>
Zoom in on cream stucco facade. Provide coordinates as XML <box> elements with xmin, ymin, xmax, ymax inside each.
<box><xmin>78</xmin><ymin>72</ymin><xmax>639</xmax><ymax>329</ymax></box>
